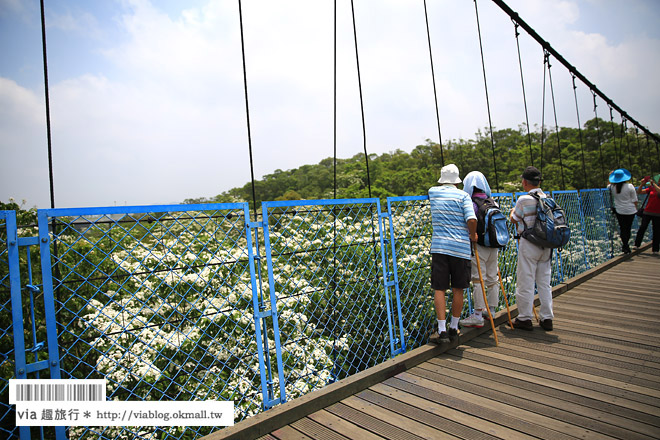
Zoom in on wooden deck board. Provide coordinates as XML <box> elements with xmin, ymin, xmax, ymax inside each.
<box><xmin>204</xmin><ymin>248</ymin><xmax>660</xmax><ymax>440</ymax></box>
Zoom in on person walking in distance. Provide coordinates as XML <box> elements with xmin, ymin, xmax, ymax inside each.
<box><xmin>429</xmin><ymin>164</ymin><xmax>478</xmax><ymax>342</ymax></box>
<box><xmin>509</xmin><ymin>166</ymin><xmax>554</xmax><ymax>331</ymax></box>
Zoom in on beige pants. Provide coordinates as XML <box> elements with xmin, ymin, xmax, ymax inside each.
<box><xmin>515</xmin><ymin>238</ymin><xmax>553</xmax><ymax>321</ymax></box>
<box><xmin>470</xmin><ymin>244</ymin><xmax>499</xmax><ymax>311</ymax></box>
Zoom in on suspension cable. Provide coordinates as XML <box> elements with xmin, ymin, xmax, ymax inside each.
<box><xmin>608</xmin><ymin>105</ymin><xmax>620</xmax><ymax>168</ymax></box>
<box><xmin>423</xmin><ymin>0</ymin><xmax>444</xmax><ymax>166</ymax></box>
<box><xmin>350</xmin><ymin>0</ymin><xmax>372</xmax><ymax>198</ymax></box>
<box><xmin>237</xmin><ymin>0</ymin><xmax>259</xmax><ymax>222</ymax></box>
<box><xmin>334</xmin><ymin>0</ymin><xmax>338</xmax><ymax>200</ymax></box>
<box><xmin>40</xmin><ymin>0</ymin><xmax>55</xmax><ymax>209</ymax></box>
<box><xmin>540</xmin><ymin>50</ymin><xmax>548</xmax><ymax>178</ymax></box>
<box><xmin>592</xmin><ymin>91</ymin><xmax>606</xmax><ymax>183</ymax></box>
<box><xmin>634</xmin><ymin>127</ymin><xmax>646</xmax><ymax>176</ymax></box>
<box><xmin>473</xmin><ymin>0</ymin><xmax>499</xmax><ymax>191</ymax></box>
<box><xmin>571</xmin><ymin>74</ymin><xmax>587</xmax><ymax>189</ymax></box>
<box><xmin>546</xmin><ymin>52</ymin><xmax>565</xmax><ymax>189</ymax></box>
<box><xmin>620</xmin><ymin>118</ymin><xmax>633</xmax><ymax>173</ymax></box>
<box><xmin>512</xmin><ymin>20</ymin><xmax>533</xmax><ymax>166</ymax></box>
<box><xmin>489</xmin><ymin>0</ymin><xmax>659</xmax><ymax>144</ymax></box>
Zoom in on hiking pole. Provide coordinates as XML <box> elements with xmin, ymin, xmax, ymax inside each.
<box><xmin>474</xmin><ymin>243</ymin><xmax>499</xmax><ymax>346</ymax></box>
<box><xmin>496</xmin><ymin>268</ymin><xmax>514</xmax><ymax>328</ymax></box>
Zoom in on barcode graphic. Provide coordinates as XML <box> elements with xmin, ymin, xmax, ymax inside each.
<box><xmin>10</xmin><ymin>380</ymin><xmax>106</xmax><ymax>403</ymax></box>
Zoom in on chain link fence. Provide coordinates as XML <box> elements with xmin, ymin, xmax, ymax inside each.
<box><xmin>1</xmin><ymin>189</ymin><xmax>652</xmax><ymax>439</ymax></box>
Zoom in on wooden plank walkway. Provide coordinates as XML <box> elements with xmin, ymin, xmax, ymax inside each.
<box><xmin>207</xmin><ymin>247</ymin><xmax>660</xmax><ymax>440</ymax></box>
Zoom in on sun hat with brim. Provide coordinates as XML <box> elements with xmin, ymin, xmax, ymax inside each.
<box><xmin>609</xmin><ymin>168</ymin><xmax>631</xmax><ymax>183</ymax></box>
<box><xmin>437</xmin><ymin>164</ymin><xmax>462</xmax><ymax>184</ymax></box>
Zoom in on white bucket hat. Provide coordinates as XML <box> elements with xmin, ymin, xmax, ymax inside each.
<box><xmin>437</xmin><ymin>164</ymin><xmax>462</xmax><ymax>184</ymax></box>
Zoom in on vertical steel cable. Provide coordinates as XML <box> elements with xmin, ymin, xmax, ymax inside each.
<box><xmin>634</xmin><ymin>127</ymin><xmax>646</xmax><ymax>176</ymax></box>
<box><xmin>40</xmin><ymin>0</ymin><xmax>55</xmax><ymax>209</ymax></box>
<box><xmin>571</xmin><ymin>74</ymin><xmax>587</xmax><ymax>189</ymax></box>
<box><xmin>423</xmin><ymin>0</ymin><xmax>444</xmax><ymax>166</ymax></box>
<box><xmin>546</xmin><ymin>53</ymin><xmax>565</xmax><ymax>189</ymax></box>
<box><xmin>237</xmin><ymin>0</ymin><xmax>275</xmax><ymax>402</ymax></box>
<box><xmin>237</xmin><ymin>0</ymin><xmax>259</xmax><ymax>222</ymax></box>
<box><xmin>334</xmin><ymin>0</ymin><xmax>338</xmax><ymax>200</ymax></box>
<box><xmin>620</xmin><ymin>118</ymin><xmax>633</xmax><ymax>173</ymax></box>
<box><xmin>608</xmin><ymin>106</ymin><xmax>621</xmax><ymax>167</ymax></box>
<box><xmin>513</xmin><ymin>20</ymin><xmax>534</xmax><ymax>166</ymax></box>
<box><xmin>540</xmin><ymin>51</ymin><xmax>548</xmax><ymax>178</ymax></box>
<box><xmin>350</xmin><ymin>0</ymin><xmax>372</xmax><ymax>198</ymax></box>
<box><xmin>331</xmin><ymin>0</ymin><xmax>339</xmax><ymax>383</ymax></box>
<box><xmin>473</xmin><ymin>0</ymin><xmax>499</xmax><ymax>191</ymax></box>
<box><xmin>592</xmin><ymin>91</ymin><xmax>606</xmax><ymax>183</ymax></box>
<box><xmin>40</xmin><ymin>0</ymin><xmax>64</xmax><ymax>320</ymax></box>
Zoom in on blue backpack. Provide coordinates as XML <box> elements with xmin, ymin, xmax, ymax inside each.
<box><xmin>521</xmin><ymin>193</ymin><xmax>571</xmax><ymax>249</ymax></box>
<box><xmin>473</xmin><ymin>197</ymin><xmax>510</xmax><ymax>248</ymax></box>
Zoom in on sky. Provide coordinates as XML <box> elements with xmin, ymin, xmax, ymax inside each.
<box><xmin>1</xmin><ymin>0</ymin><xmax>659</xmax><ymax>209</ymax></box>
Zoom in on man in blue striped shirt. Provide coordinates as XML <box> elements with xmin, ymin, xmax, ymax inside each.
<box><xmin>429</xmin><ymin>164</ymin><xmax>478</xmax><ymax>343</ymax></box>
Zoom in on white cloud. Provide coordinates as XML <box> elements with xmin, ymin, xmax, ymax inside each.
<box><xmin>1</xmin><ymin>0</ymin><xmax>658</xmax><ymax>208</ymax></box>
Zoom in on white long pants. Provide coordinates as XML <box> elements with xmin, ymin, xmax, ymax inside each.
<box><xmin>515</xmin><ymin>239</ymin><xmax>553</xmax><ymax>321</ymax></box>
<box><xmin>471</xmin><ymin>244</ymin><xmax>499</xmax><ymax>311</ymax></box>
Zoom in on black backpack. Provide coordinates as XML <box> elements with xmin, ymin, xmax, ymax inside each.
<box><xmin>473</xmin><ymin>196</ymin><xmax>510</xmax><ymax>248</ymax></box>
<box><xmin>520</xmin><ymin>192</ymin><xmax>571</xmax><ymax>249</ymax></box>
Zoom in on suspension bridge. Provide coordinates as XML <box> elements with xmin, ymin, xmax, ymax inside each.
<box><xmin>1</xmin><ymin>1</ymin><xmax>659</xmax><ymax>440</ymax></box>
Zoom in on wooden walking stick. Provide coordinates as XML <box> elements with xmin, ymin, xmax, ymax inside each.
<box><xmin>473</xmin><ymin>243</ymin><xmax>498</xmax><ymax>346</ymax></box>
<box><xmin>497</xmin><ymin>268</ymin><xmax>514</xmax><ymax>328</ymax></box>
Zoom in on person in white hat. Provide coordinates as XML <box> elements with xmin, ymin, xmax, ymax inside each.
<box><xmin>428</xmin><ymin>164</ymin><xmax>478</xmax><ymax>343</ymax></box>
<box><xmin>608</xmin><ymin>168</ymin><xmax>637</xmax><ymax>254</ymax></box>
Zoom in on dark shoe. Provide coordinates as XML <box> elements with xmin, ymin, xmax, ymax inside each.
<box><xmin>512</xmin><ymin>318</ymin><xmax>533</xmax><ymax>331</ymax></box>
<box><xmin>540</xmin><ymin>319</ymin><xmax>553</xmax><ymax>331</ymax></box>
<box><xmin>447</xmin><ymin>327</ymin><xmax>459</xmax><ymax>341</ymax></box>
<box><xmin>430</xmin><ymin>331</ymin><xmax>450</xmax><ymax>344</ymax></box>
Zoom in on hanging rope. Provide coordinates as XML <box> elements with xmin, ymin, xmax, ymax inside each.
<box><xmin>350</xmin><ymin>0</ymin><xmax>372</xmax><ymax>198</ymax></box>
<box><xmin>334</xmin><ymin>0</ymin><xmax>338</xmax><ymax>200</ymax></box>
<box><xmin>330</xmin><ymin>0</ymin><xmax>339</xmax><ymax>383</ymax></box>
<box><xmin>473</xmin><ymin>0</ymin><xmax>499</xmax><ymax>192</ymax></box>
<box><xmin>237</xmin><ymin>0</ymin><xmax>259</xmax><ymax>222</ymax></box>
<box><xmin>546</xmin><ymin>52</ymin><xmax>565</xmax><ymax>189</ymax></box>
<box><xmin>620</xmin><ymin>118</ymin><xmax>633</xmax><ymax>173</ymax></box>
<box><xmin>423</xmin><ymin>0</ymin><xmax>444</xmax><ymax>166</ymax></box>
<box><xmin>608</xmin><ymin>105</ymin><xmax>621</xmax><ymax>167</ymax></box>
<box><xmin>40</xmin><ymin>0</ymin><xmax>55</xmax><ymax>209</ymax></box>
<box><xmin>540</xmin><ymin>50</ymin><xmax>548</xmax><ymax>179</ymax></box>
<box><xmin>592</xmin><ymin>91</ymin><xmax>606</xmax><ymax>183</ymax></box>
<box><xmin>571</xmin><ymin>74</ymin><xmax>587</xmax><ymax>189</ymax></box>
<box><xmin>513</xmin><ymin>20</ymin><xmax>534</xmax><ymax>166</ymax></box>
<box><xmin>634</xmin><ymin>127</ymin><xmax>646</xmax><ymax>176</ymax></box>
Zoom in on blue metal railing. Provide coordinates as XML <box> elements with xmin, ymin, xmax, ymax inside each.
<box><xmin>1</xmin><ymin>189</ymin><xmax>654</xmax><ymax>439</ymax></box>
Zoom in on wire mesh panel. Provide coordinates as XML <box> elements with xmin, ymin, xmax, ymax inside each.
<box><xmin>601</xmin><ymin>187</ymin><xmax>619</xmax><ymax>257</ymax></box>
<box><xmin>579</xmin><ymin>189</ymin><xmax>611</xmax><ymax>268</ymax></box>
<box><xmin>261</xmin><ymin>198</ymin><xmax>387</xmax><ymax>403</ymax></box>
<box><xmin>37</xmin><ymin>203</ymin><xmax>262</xmax><ymax>439</ymax></box>
<box><xmin>552</xmin><ymin>191</ymin><xmax>588</xmax><ymax>283</ymax></box>
<box><xmin>1</xmin><ymin>211</ymin><xmax>52</xmax><ymax>440</ymax></box>
<box><xmin>385</xmin><ymin>196</ymin><xmax>433</xmax><ymax>351</ymax></box>
<box><xmin>0</xmin><ymin>211</ymin><xmax>16</xmax><ymax>439</ymax></box>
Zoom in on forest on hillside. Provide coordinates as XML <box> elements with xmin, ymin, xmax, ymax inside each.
<box><xmin>186</xmin><ymin>118</ymin><xmax>660</xmax><ymax>205</ymax></box>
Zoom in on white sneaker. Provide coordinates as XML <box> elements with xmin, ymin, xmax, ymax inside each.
<box><xmin>460</xmin><ymin>314</ymin><xmax>484</xmax><ymax>328</ymax></box>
